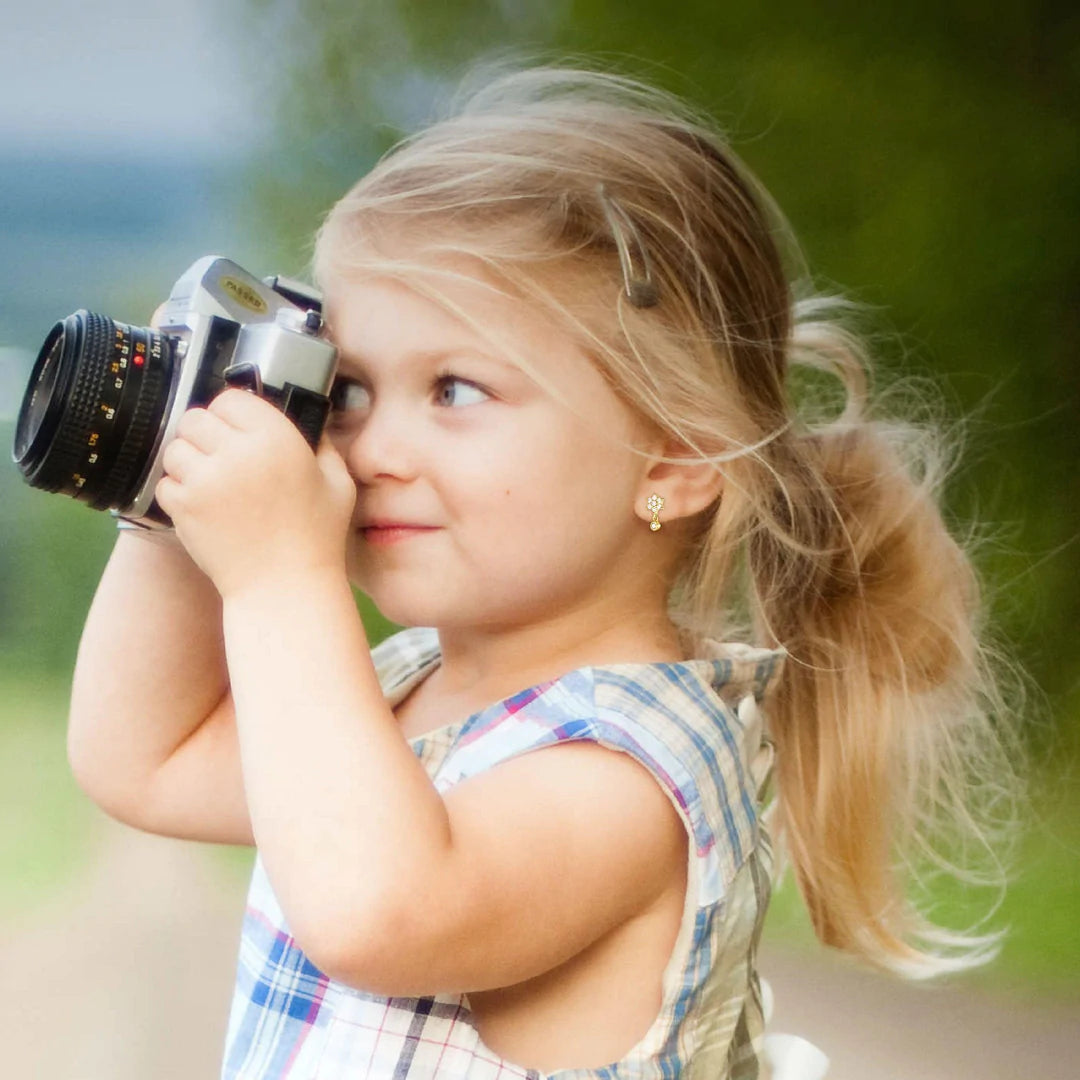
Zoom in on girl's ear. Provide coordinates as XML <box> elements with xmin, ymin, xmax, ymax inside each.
<box><xmin>636</xmin><ymin>440</ymin><xmax>725</xmax><ymax>526</ymax></box>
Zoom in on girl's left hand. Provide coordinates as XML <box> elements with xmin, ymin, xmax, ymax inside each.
<box><xmin>154</xmin><ymin>388</ymin><xmax>357</xmax><ymax>599</ymax></box>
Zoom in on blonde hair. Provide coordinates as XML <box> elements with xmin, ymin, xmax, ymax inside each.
<box><xmin>313</xmin><ymin>62</ymin><xmax>1025</xmax><ymax>976</ymax></box>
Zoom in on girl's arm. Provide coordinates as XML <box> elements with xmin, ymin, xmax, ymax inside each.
<box><xmin>221</xmin><ymin>569</ymin><xmax>687</xmax><ymax>996</ymax></box>
<box><xmin>155</xmin><ymin>388</ymin><xmax>686</xmax><ymax>995</ymax></box>
<box><xmin>68</xmin><ymin>530</ymin><xmax>252</xmax><ymax>844</ymax></box>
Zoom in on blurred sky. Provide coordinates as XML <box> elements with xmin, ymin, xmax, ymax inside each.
<box><xmin>0</xmin><ymin>0</ymin><xmax>280</xmax><ymax>420</ymax></box>
<box><xmin>0</xmin><ymin>0</ymin><xmax>261</xmax><ymax>153</ymax></box>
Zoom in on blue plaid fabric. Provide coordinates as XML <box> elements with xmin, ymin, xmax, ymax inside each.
<box><xmin>221</xmin><ymin>626</ymin><xmax>786</xmax><ymax>1079</ymax></box>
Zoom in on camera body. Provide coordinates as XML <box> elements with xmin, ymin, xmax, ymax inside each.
<box><xmin>12</xmin><ymin>256</ymin><xmax>339</xmax><ymax>528</ymax></box>
<box><xmin>123</xmin><ymin>256</ymin><xmax>339</xmax><ymax>524</ymax></box>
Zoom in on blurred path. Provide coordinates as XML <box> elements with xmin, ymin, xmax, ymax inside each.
<box><xmin>2</xmin><ymin>817</ymin><xmax>1077</xmax><ymax>1078</ymax></box>
<box><xmin>0</xmin><ymin>818</ymin><xmax>242</xmax><ymax>1079</ymax></box>
<box><xmin>761</xmin><ymin>945</ymin><xmax>1080</xmax><ymax>1080</ymax></box>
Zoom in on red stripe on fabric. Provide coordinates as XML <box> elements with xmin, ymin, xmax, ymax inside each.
<box><xmin>244</xmin><ymin>904</ymin><xmax>284</xmax><ymax>934</ymax></box>
<box><xmin>455</xmin><ymin>683</ymin><xmax>554</xmax><ymax>747</ymax></box>
<box><xmin>280</xmin><ymin>972</ymin><xmax>330</xmax><ymax>1075</ymax></box>
<box><xmin>429</xmin><ymin>1006</ymin><xmax>459</xmax><ymax>1074</ymax></box>
<box><xmin>367</xmin><ymin>999</ymin><xmax>392</xmax><ymax>1074</ymax></box>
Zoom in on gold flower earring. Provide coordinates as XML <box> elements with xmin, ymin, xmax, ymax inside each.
<box><xmin>646</xmin><ymin>493</ymin><xmax>665</xmax><ymax>532</ymax></box>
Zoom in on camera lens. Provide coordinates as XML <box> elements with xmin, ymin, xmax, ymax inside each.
<box><xmin>13</xmin><ymin>311</ymin><xmax>176</xmax><ymax>511</ymax></box>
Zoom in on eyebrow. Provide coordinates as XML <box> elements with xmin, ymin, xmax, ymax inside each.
<box><xmin>336</xmin><ymin>346</ymin><xmax>526</xmax><ymax>380</ymax></box>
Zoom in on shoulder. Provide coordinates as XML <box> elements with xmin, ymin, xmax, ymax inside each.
<box><xmin>439</xmin><ymin>650</ymin><xmax>781</xmax><ymax>903</ymax></box>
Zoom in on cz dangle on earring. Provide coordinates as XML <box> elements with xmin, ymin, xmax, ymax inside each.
<box><xmin>646</xmin><ymin>493</ymin><xmax>665</xmax><ymax>532</ymax></box>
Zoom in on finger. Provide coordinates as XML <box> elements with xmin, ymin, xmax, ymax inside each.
<box><xmin>207</xmin><ymin>386</ymin><xmax>279</xmax><ymax>429</ymax></box>
<box><xmin>149</xmin><ymin>302</ymin><xmax>169</xmax><ymax>330</ymax></box>
<box><xmin>174</xmin><ymin>406</ymin><xmax>232</xmax><ymax>454</ymax></box>
<box><xmin>315</xmin><ymin>431</ymin><xmax>345</xmax><ymax>465</ymax></box>
<box><xmin>154</xmin><ymin>473</ymin><xmax>182</xmax><ymax>516</ymax></box>
<box><xmin>316</xmin><ymin>436</ymin><xmax>358</xmax><ymax>506</ymax></box>
<box><xmin>161</xmin><ymin>435</ymin><xmax>206</xmax><ymax>483</ymax></box>
<box><xmin>316</xmin><ymin>433</ymin><xmax>348</xmax><ymax>479</ymax></box>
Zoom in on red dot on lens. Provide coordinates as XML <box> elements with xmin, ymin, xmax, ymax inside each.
<box><xmin>133</xmin><ymin>355</ymin><xmax>145</xmax><ymax>367</ymax></box>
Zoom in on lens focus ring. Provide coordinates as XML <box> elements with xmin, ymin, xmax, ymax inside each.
<box><xmin>13</xmin><ymin>311</ymin><xmax>175</xmax><ymax>511</ymax></box>
<box><xmin>32</xmin><ymin>312</ymin><xmax>115</xmax><ymax>493</ymax></box>
<box><xmin>89</xmin><ymin>336</ymin><xmax>171</xmax><ymax>511</ymax></box>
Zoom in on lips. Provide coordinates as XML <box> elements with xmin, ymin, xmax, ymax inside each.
<box><xmin>359</xmin><ymin>522</ymin><xmax>440</xmax><ymax>547</ymax></box>
<box><xmin>359</xmin><ymin>520</ymin><xmax>436</xmax><ymax>530</ymax></box>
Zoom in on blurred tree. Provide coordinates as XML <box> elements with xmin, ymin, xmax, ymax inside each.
<box><xmin>6</xmin><ymin>1</ymin><xmax>1076</xmax><ymax>728</ymax></box>
<box><xmin>0</xmin><ymin>458</ymin><xmax>114</xmax><ymax>687</ymax></box>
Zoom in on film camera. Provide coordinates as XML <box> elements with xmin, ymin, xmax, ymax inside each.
<box><xmin>12</xmin><ymin>257</ymin><xmax>339</xmax><ymax>528</ymax></box>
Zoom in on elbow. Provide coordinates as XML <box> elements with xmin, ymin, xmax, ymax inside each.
<box><xmin>295</xmin><ymin>890</ymin><xmax>433</xmax><ymax>998</ymax></box>
<box><xmin>66</xmin><ymin>726</ymin><xmax>141</xmax><ymax>827</ymax></box>
<box><xmin>68</xmin><ymin>758</ymin><xmax>132</xmax><ymax>825</ymax></box>
<box><xmin>67</xmin><ymin>727</ymin><xmax>108</xmax><ymax>807</ymax></box>
<box><xmin>66</xmin><ymin>705</ymin><xmax>108</xmax><ymax>804</ymax></box>
<box><xmin>66</xmin><ymin>678</ymin><xmax>134</xmax><ymax>819</ymax></box>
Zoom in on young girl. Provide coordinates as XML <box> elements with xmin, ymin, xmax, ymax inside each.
<box><xmin>67</xmin><ymin>64</ymin><xmax>1021</xmax><ymax>1078</ymax></box>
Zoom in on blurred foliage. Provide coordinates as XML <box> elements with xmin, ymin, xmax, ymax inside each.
<box><xmin>0</xmin><ymin>678</ymin><xmax>95</xmax><ymax>920</ymax></box>
<box><xmin>228</xmin><ymin>0</ymin><xmax>1079</xmax><ymax>717</ymax></box>
<box><xmin>3</xmin><ymin>3</ymin><xmax>1077</xmax><ymax>721</ymax></box>
<box><xmin>1</xmin><ymin>0</ymin><xmax>1077</xmax><ymax>1003</ymax></box>
<box><xmin>0</xmin><ymin>444</ymin><xmax>117</xmax><ymax>680</ymax></box>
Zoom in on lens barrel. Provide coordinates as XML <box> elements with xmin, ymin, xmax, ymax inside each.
<box><xmin>13</xmin><ymin>311</ymin><xmax>176</xmax><ymax>512</ymax></box>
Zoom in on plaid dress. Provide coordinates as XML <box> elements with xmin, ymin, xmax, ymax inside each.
<box><xmin>221</xmin><ymin>626</ymin><xmax>787</xmax><ymax>1080</ymax></box>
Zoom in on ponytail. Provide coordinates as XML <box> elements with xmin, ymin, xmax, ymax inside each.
<box><xmin>737</xmin><ymin>307</ymin><xmax>1024</xmax><ymax>975</ymax></box>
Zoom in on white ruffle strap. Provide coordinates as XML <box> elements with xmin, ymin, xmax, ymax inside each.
<box><xmin>762</xmin><ymin>1034</ymin><xmax>830</xmax><ymax>1080</ymax></box>
<box><xmin>759</xmin><ymin>978</ymin><xmax>830</xmax><ymax>1080</ymax></box>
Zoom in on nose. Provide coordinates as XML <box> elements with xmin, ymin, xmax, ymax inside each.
<box><xmin>334</xmin><ymin>399</ymin><xmax>420</xmax><ymax>486</ymax></box>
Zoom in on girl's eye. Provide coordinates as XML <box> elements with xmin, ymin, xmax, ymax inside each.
<box><xmin>329</xmin><ymin>372</ymin><xmax>491</xmax><ymax>418</ymax></box>
<box><xmin>330</xmin><ymin>379</ymin><xmax>371</xmax><ymax>415</ymax></box>
<box><xmin>434</xmin><ymin>374</ymin><xmax>490</xmax><ymax>408</ymax></box>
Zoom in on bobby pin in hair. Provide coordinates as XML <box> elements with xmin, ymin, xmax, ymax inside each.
<box><xmin>597</xmin><ymin>185</ymin><xmax>660</xmax><ymax>308</ymax></box>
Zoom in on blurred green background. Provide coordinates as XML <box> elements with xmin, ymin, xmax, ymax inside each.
<box><xmin>2</xmin><ymin>0</ymin><xmax>1077</xmax><ymax>1038</ymax></box>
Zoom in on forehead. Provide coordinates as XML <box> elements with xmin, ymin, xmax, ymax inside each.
<box><xmin>324</xmin><ymin>264</ymin><xmax>532</xmax><ymax>354</ymax></box>
<box><xmin>322</xmin><ymin>254</ymin><xmax>617</xmax><ymax>406</ymax></box>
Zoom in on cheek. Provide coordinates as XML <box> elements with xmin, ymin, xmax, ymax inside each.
<box><xmin>466</xmin><ymin>428</ymin><xmax>637</xmax><ymax>542</ymax></box>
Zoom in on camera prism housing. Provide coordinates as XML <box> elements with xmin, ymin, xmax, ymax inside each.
<box><xmin>12</xmin><ymin>256</ymin><xmax>339</xmax><ymax>528</ymax></box>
